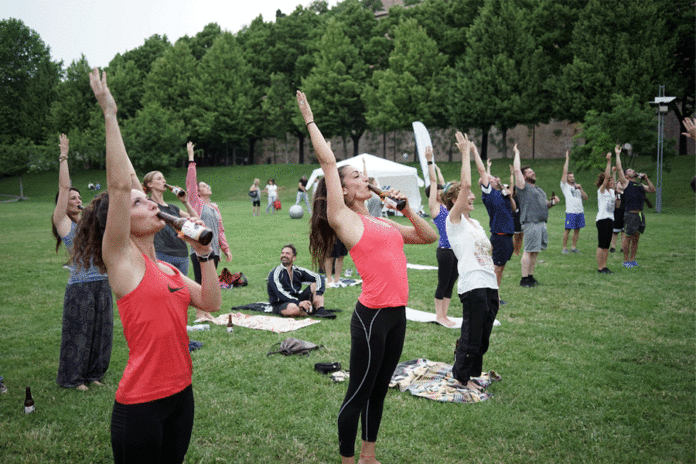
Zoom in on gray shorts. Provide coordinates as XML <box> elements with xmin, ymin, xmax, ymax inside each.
<box><xmin>522</xmin><ymin>222</ymin><xmax>548</xmax><ymax>253</ymax></box>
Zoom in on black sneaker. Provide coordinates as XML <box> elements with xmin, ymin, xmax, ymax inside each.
<box><xmin>313</xmin><ymin>307</ymin><xmax>337</xmax><ymax>319</ymax></box>
<box><xmin>598</xmin><ymin>268</ymin><xmax>613</xmax><ymax>274</ymax></box>
<box><xmin>520</xmin><ymin>277</ymin><xmax>535</xmax><ymax>288</ymax></box>
<box><xmin>528</xmin><ymin>276</ymin><xmax>539</xmax><ymax>286</ymax></box>
<box><xmin>609</xmin><ymin>247</ymin><xmax>615</xmax><ymax>253</ymax></box>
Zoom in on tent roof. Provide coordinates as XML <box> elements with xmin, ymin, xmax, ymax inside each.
<box><xmin>306</xmin><ymin>153</ymin><xmax>423</xmax><ymax>191</ymax></box>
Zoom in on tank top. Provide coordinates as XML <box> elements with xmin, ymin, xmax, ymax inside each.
<box><xmin>115</xmin><ymin>256</ymin><xmax>192</xmax><ymax>404</ymax></box>
<box><xmin>349</xmin><ymin>215</ymin><xmax>408</xmax><ymax>308</ymax></box>
<box><xmin>432</xmin><ymin>204</ymin><xmax>451</xmax><ymax>249</ymax></box>
<box><xmin>62</xmin><ymin>222</ymin><xmax>109</xmax><ymax>284</ymax></box>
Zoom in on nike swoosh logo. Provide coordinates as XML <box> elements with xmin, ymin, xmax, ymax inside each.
<box><xmin>168</xmin><ymin>285</ymin><xmax>185</xmax><ymax>293</ymax></box>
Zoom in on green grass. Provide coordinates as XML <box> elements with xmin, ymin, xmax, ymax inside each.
<box><xmin>0</xmin><ymin>156</ymin><xmax>694</xmax><ymax>463</ymax></box>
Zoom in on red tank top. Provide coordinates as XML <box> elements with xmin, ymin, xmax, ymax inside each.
<box><xmin>349</xmin><ymin>215</ymin><xmax>408</xmax><ymax>308</ymax></box>
<box><xmin>115</xmin><ymin>256</ymin><xmax>192</xmax><ymax>404</ymax></box>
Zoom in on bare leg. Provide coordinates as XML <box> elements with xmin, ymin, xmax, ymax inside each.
<box><xmin>334</xmin><ymin>256</ymin><xmax>344</xmax><ymax>282</ymax></box>
<box><xmin>562</xmin><ymin>229</ymin><xmax>570</xmax><ymax>251</ymax></box>
<box><xmin>629</xmin><ymin>233</ymin><xmax>640</xmax><ymax>262</ymax></box>
<box><xmin>622</xmin><ymin>234</ymin><xmax>631</xmax><ymax>262</ymax></box>
<box><xmin>434</xmin><ymin>298</ymin><xmax>456</xmax><ymax>327</ymax></box>
<box><xmin>521</xmin><ymin>252</ymin><xmax>538</xmax><ymax>277</ymax></box>
<box><xmin>324</xmin><ymin>257</ymin><xmax>334</xmax><ymax>284</ymax></box>
<box><xmin>610</xmin><ymin>232</ymin><xmax>617</xmax><ymax>249</ymax></box>
<box><xmin>596</xmin><ymin>248</ymin><xmax>608</xmax><ymax>270</ymax></box>
<box><xmin>358</xmin><ymin>442</ymin><xmax>380</xmax><ymax>464</ymax></box>
<box><xmin>572</xmin><ymin>229</ymin><xmax>580</xmax><ymax>249</ymax></box>
<box><xmin>513</xmin><ymin>233</ymin><xmax>523</xmax><ymax>256</ymax></box>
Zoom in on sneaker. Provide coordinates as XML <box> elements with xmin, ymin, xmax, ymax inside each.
<box><xmin>631</xmin><ymin>261</ymin><xmax>640</xmax><ymax>268</ymax></box>
<box><xmin>561</xmin><ymin>249</ymin><xmax>569</xmax><ymax>254</ymax></box>
<box><xmin>598</xmin><ymin>268</ymin><xmax>613</xmax><ymax>274</ymax></box>
<box><xmin>623</xmin><ymin>261</ymin><xmax>633</xmax><ymax>268</ymax></box>
<box><xmin>571</xmin><ymin>248</ymin><xmax>580</xmax><ymax>253</ymax></box>
<box><xmin>520</xmin><ymin>277</ymin><xmax>535</xmax><ymax>288</ymax></box>
<box><xmin>499</xmin><ymin>299</ymin><xmax>507</xmax><ymax>305</ymax></box>
<box><xmin>528</xmin><ymin>276</ymin><xmax>539</xmax><ymax>286</ymax></box>
<box><xmin>609</xmin><ymin>247</ymin><xmax>615</xmax><ymax>253</ymax></box>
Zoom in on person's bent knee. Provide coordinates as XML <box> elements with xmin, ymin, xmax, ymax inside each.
<box><xmin>281</xmin><ymin>304</ymin><xmax>302</xmax><ymax>317</ymax></box>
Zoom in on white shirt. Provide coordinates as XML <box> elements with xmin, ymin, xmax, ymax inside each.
<box><xmin>560</xmin><ymin>181</ymin><xmax>584</xmax><ymax>214</ymax></box>
<box><xmin>266</xmin><ymin>184</ymin><xmax>278</xmax><ymax>199</ymax></box>
<box><xmin>446</xmin><ymin>214</ymin><xmax>498</xmax><ymax>295</ymax></box>
<box><xmin>596</xmin><ymin>188</ymin><xmax>615</xmax><ymax>222</ymax></box>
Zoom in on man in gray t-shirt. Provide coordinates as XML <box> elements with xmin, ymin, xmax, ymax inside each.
<box><xmin>512</xmin><ymin>144</ymin><xmax>560</xmax><ymax>287</ymax></box>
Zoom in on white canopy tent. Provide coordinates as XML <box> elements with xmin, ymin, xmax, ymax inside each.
<box><xmin>306</xmin><ymin>153</ymin><xmax>424</xmax><ymax>213</ymax></box>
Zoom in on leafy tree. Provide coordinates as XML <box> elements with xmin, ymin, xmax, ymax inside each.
<box><xmin>448</xmin><ymin>0</ymin><xmax>546</xmax><ymax>159</ymax></box>
<box><xmin>51</xmin><ymin>55</ymin><xmax>95</xmax><ymax>134</ymax></box>
<box><xmin>180</xmin><ymin>23</ymin><xmax>222</xmax><ymax>61</ymax></box>
<box><xmin>303</xmin><ymin>18</ymin><xmax>369</xmax><ymax>157</ymax></box>
<box><xmin>190</xmin><ymin>32</ymin><xmax>254</xmax><ymax>165</ymax></box>
<box><xmin>0</xmin><ymin>18</ymin><xmax>60</xmax><ymax>145</ymax></box>
<box><xmin>572</xmin><ymin>94</ymin><xmax>661</xmax><ymax>172</ymax></box>
<box><xmin>365</xmin><ymin>18</ymin><xmax>447</xmax><ymax>133</ymax></box>
<box><xmin>121</xmin><ymin>102</ymin><xmax>187</xmax><ymax>173</ymax></box>
<box><xmin>552</xmin><ymin>0</ymin><xmax>671</xmax><ymax>123</ymax></box>
<box><xmin>142</xmin><ymin>40</ymin><xmax>197</xmax><ymax>141</ymax></box>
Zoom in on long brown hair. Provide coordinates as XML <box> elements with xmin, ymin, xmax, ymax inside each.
<box><xmin>440</xmin><ymin>182</ymin><xmax>461</xmax><ymax>210</ymax></box>
<box><xmin>142</xmin><ymin>171</ymin><xmax>160</xmax><ymax>194</ymax></box>
<box><xmin>52</xmin><ymin>187</ymin><xmax>81</xmax><ymax>253</ymax></box>
<box><xmin>309</xmin><ymin>165</ymin><xmax>351</xmax><ymax>270</ymax></box>
<box><xmin>72</xmin><ymin>192</ymin><xmax>109</xmax><ymax>273</ymax></box>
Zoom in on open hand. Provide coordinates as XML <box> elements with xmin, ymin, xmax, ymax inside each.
<box><xmin>89</xmin><ymin>68</ymin><xmax>117</xmax><ymax>116</ymax></box>
<box><xmin>296</xmin><ymin>90</ymin><xmax>314</xmax><ymax>124</ymax></box>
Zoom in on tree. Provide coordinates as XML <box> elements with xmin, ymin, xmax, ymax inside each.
<box><xmin>448</xmin><ymin>0</ymin><xmax>546</xmax><ymax>159</ymax></box>
<box><xmin>51</xmin><ymin>55</ymin><xmax>95</xmax><ymax>134</ymax></box>
<box><xmin>303</xmin><ymin>18</ymin><xmax>369</xmax><ymax>157</ymax></box>
<box><xmin>0</xmin><ymin>18</ymin><xmax>60</xmax><ymax>145</ymax></box>
<box><xmin>142</xmin><ymin>40</ymin><xmax>197</xmax><ymax>142</ymax></box>
<box><xmin>365</xmin><ymin>18</ymin><xmax>447</xmax><ymax>135</ymax></box>
<box><xmin>122</xmin><ymin>102</ymin><xmax>187</xmax><ymax>173</ymax></box>
<box><xmin>180</xmin><ymin>23</ymin><xmax>222</xmax><ymax>61</ymax></box>
<box><xmin>572</xmin><ymin>94</ymin><xmax>662</xmax><ymax>172</ymax></box>
<box><xmin>190</xmin><ymin>32</ymin><xmax>254</xmax><ymax>165</ymax></box>
<box><xmin>552</xmin><ymin>0</ymin><xmax>671</xmax><ymax>123</ymax></box>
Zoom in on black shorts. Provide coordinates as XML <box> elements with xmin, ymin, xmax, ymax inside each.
<box><xmin>490</xmin><ymin>234</ymin><xmax>514</xmax><ymax>266</ymax></box>
<box><xmin>331</xmin><ymin>239</ymin><xmax>348</xmax><ymax>258</ymax></box>
<box><xmin>271</xmin><ymin>287</ymin><xmax>313</xmax><ymax>314</ymax></box>
<box><xmin>512</xmin><ymin>210</ymin><xmax>522</xmax><ymax>234</ymax></box>
<box><xmin>596</xmin><ymin>218</ymin><xmax>613</xmax><ymax>249</ymax></box>
<box><xmin>252</xmin><ymin>200</ymin><xmax>261</xmax><ymax>207</ymax></box>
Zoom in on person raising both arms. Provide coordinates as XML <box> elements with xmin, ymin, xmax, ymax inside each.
<box><xmin>77</xmin><ymin>69</ymin><xmax>221</xmax><ymax>464</ymax></box>
<box><xmin>425</xmin><ymin>145</ymin><xmax>459</xmax><ymax>327</ymax></box>
<box><xmin>52</xmin><ymin>133</ymin><xmax>113</xmax><ymax>392</ymax></box>
<box><xmin>560</xmin><ymin>150</ymin><xmax>588</xmax><ymax>253</ymax></box>
<box><xmin>297</xmin><ymin>90</ymin><xmax>436</xmax><ymax>464</ymax></box>
<box><xmin>595</xmin><ymin>151</ymin><xmax>616</xmax><ymax>274</ymax></box>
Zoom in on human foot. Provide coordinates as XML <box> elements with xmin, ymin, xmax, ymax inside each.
<box><xmin>435</xmin><ymin>317</ymin><xmax>457</xmax><ymax>328</ymax></box>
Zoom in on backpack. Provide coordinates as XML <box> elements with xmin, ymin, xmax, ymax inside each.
<box><xmin>219</xmin><ymin>268</ymin><xmax>248</xmax><ymax>288</ymax></box>
<box><xmin>267</xmin><ymin>338</ymin><xmax>323</xmax><ymax>357</ymax></box>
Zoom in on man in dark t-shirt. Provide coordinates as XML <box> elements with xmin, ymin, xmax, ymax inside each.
<box><xmin>295</xmin><ymin>175</ymin><xmax>311</xmax><ymax>213</ymax></box>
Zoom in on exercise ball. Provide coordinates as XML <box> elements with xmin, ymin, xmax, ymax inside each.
<box><xmin>288</xmin><ymin>204</ymin><xmax>304</xmax><ymax>219</ymax></box>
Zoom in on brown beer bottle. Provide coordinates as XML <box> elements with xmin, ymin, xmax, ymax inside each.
<box><xmin>367</xmin><ymin>184</ymin><xmax>406</xmax><ymax>211</ymax></box>
<box><xmin>156</xmin><ymin>211</ymin><xmax>213</xmax><ymax>246</ymax></box>
<box><xmin>164</xmin><ymin>183</ymin><xmax>186</xmax><ymax>198</ymax></box>
<box><xmin>227</xmin><ymin>314</ymin><xmax>234</xmax><ymax>334</ymax></box>
<box><xmin>24</xmin><ymin>386</ymin><xmax>35</xmax><ymax>414</ymax></box>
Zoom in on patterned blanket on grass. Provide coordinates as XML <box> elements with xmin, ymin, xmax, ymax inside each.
<box><xmin>206</xmin><ymin>312</ymin><xmax>320</xmax><ymax>333</ymax></box>
<box><xmin>389</xmin><ymin>358</ymin><xmax>501</xmax><ymax>403</ymax></box>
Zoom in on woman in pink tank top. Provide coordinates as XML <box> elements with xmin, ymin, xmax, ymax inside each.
<box><xmin>73</xmin><ymin>69</ymin><xmax>221</xmax><ymax>464</ymax></box>
<box><xmin>297</xmin><ymin>91</ymin><xmax>436</xmax><ymax>464</ymax></box>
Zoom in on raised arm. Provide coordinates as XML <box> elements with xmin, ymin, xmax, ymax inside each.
<box><xmin>296</xmin><ymin>91</ymin><xmax>355</xmax><ymax>235</ymax></box>
<box><xmin>185</xmin><ymin>141</ymin><xmax>203</xmax><ymax>216</ymax></box>
<box><xmin>513</xmin><ymin>144</ymin><xmax>525</xmax><ymax>189</ymax></box>
<box><xmin>435</xmin><ymin>164</ymin><xmax>445</xmax><ymax>186</ymax></box>
<box><xmin>638</xmin><ymin>172</ymin><xmax>656</xmax><ymax>193</ymax></box>
<box><xmin>425</xmin><ymin>145</ymin><xmax>440</xmax><ymax>217</ymax></box>
<box><xmin>472</xmin><ymin>142</ymin><xmax>487</xmax><ymax>186</ymax></box>
<box><xmin>615</xmin><ymin>144</ymin><xmax>627</xmax><ymax>187</ymax></box>
<box><xmin>599</xmin><ymin>152</ymin><xmax>612</xmax><ymax>194</ymax></box>
<box><xmin>561</xmin><ymin>150</ymin><xmax>569</xmax><ymax>184</ymax></box>
<box><xmin>449</xmin><ymin>131</ymin><xmax>472</xmax><ymax>224</ymax></box>
<box><xmin>52</xmin><ymin>134</ymin><xmax>73</xmax><ymax>236</ymax></box>
<box><xmin>683</xmin><ymin>117</ymin><xmax>696</xmax><ymax>140</ymax></box>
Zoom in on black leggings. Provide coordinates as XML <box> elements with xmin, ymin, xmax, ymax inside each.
<box><xmin>435</xmin><ymin>247</ymin><xmax>458</xmax><ymax>300</ymax></box>
<box><xmin>190</xmin><ymin>253</ymin><xmax>220</xmax><ymax>284</ymax></box>
<box><xmin>337</xmin><ymin>302</ymin><xmax>406</xmax><ymax>457</ymax></box>
<box><xmin>111</xmin><ymin>385</ymin><xmax>194</xmax><ymax>464</ymax></box>
<box><xmin>452</xmin><ymin>288</ymin><xmax>499</xmax><ymax>384</ymax></box>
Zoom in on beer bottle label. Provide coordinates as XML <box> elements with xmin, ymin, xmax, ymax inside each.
<box><xmin>180</xmin><ymin>221</ymin><xmax>203</xmax><ymax>241</ymax></box>
<box><xmin>25</xmin><ymin>405</ymin><xmax>35</xmax><ymax>414</ymax></box>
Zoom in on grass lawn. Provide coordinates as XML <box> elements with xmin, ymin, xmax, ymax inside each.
<box><xmin>0</xmin><ymin>155</ymin><xmax>694</xmax><ymax>463</ymax></box>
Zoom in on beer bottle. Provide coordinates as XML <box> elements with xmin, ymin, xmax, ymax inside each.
<box><xmin>156</xmin><ymin>211</ymin><xmax>213</xmax><ymax>246</ymax></box>
<box><xmin>77</xmin><ymin>204</ymin><xmax>85</xmax><ymax>210</ymax></box>
<box><xmin>24</xmin><ymin>386</ymin><xmax>34</xmax><ymax>414</ymax></box>
<box><xmin>227</xmin><ymin>314</ymin><xmax>234</xmax><ymax>334</ymax></box>
<box><xmin>164</xmin><ymin>183</ymin><xmax>186</xmax><ymax>198</ymax></box>
<box><xmin>367</xmin><ymin>184</ymin><xmax>406</xmax><ymax>211</ymax></box>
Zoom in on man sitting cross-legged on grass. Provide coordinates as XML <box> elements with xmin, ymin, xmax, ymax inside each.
<box><xmin>267</xmin><ymin>244</ymin><xmax>327</xmax><ymax>317</ymax></box>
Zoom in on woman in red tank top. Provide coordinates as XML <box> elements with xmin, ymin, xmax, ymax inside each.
<box><xmin>74</xmin><ymin>69</ymin><xmax>222</xmax><ymax>464</ymax></box>
<box><xmin>297</xmin><ymin>91</ymin><xmax>436</xmax><ymax>464</ymax></box>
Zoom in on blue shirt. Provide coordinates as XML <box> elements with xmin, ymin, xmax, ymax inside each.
<box><xmin>62</xmin><ymin>222</ymin><xmax>109</xmax><ymax>284</ymax></box>
<box><xmin>481</xmin><ymin>183</ymin><xmax>514</xmax><ymax>234</ymax></box>
<box><xmin>432</xmin><ymin>204</ymin><xmax>451</xmax><ymax>248</ymax></box>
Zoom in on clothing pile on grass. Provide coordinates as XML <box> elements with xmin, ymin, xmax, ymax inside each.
<box><xmin>389</xmin><ymin>358</ymin><xmax>500</xmax><ymax>403</ymax></box>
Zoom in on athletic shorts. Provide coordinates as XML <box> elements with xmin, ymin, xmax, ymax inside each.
<box><xmin>624</xmin><ymin>211</ymin><xmax>646</xmax><ymax>236</ymax></box>
<box><xmin>330</xmin><ymin>239</ymin><xmax>348</xmax><ymax>258</ymax></box>
<box><xmin>612</xmin><ymin>209</ymin><xmax>624</xmax><ymax>232</ymax></box>
<box><xmin>271</xmin><ymin>287</ymin><xmax>313</xmax><ymax>315</ymax></box>
<box><xmin>521</xmin><ymin>222</ymin><xmax>548</xmax><ymax>253</ymax></box>
<box><xmin>252</xmin><ymin>200</ymin><xmax>261</xmax><ymax>207</ymax></box>
<box><xmin>490</xmin><ymin>234</ymin><xmax>514</xmax><ymax>266</ymax></box>
<box><xmin>512</xmin><ymin>210</ymin><xmax>522</xmax><ymax>234</ymax></box>
<box><xmin>596</xmin><ymin>218</ymin><xmax>613</xmax><ymax>249</ymax></box>
<box><xmin>565</xmin><ymin>212</ymin><xmax>585</xmax><ymax>230</ymax></box>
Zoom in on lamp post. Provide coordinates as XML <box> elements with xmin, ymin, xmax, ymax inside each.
<box><xmin>650</xmin><ymin>86</ymin><xmax>676</xmax><ymax>213</ymax></box>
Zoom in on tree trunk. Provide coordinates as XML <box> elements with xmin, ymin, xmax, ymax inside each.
<box><xmin>500</xmin><ymin>127</ymin><xmax>508</xmax><ymax>159</ymax></box>
<box><xmin>248</xmin><ymin>138</ymin><xmax>256</xmax><ymax>165</ymax></box>
<box><xmin>480</xmin><ymin>125</ymin><xmax>491</xmax><ymax>160</ymax></box>
<box><xmin>673</xmin><ymin>103</ymin><xmax>686</xmax><ymax>156</ymax></box>
<box><xmin>351</xmin><ymin>131</ymin><xmax>363</xmax><ymax>157</ymax></box>
<box><xmin>383</xmin><ymin>130</ymin><xmax>386</xmax><ymax>158</ymax></box>
<box><xmin>297</xmin><ymin>133</ymin><xmax>305</xmax><ymax>164</ymax></box>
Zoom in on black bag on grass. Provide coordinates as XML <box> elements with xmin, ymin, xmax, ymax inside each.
<box><xmin>267</xmin><ymin>338</ymin><xmax>323</xmax><ymax>357</ymax></box>
<box><xmin>314</xmin><ymin>362</ymin><xmax>341</xmax><ymax>374</ymax></box>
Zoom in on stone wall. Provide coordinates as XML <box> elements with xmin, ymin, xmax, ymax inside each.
<box><xmin>255</xmin><ymin>113</ymin><xmax>691</xmax><ymax>165</ymax></box>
